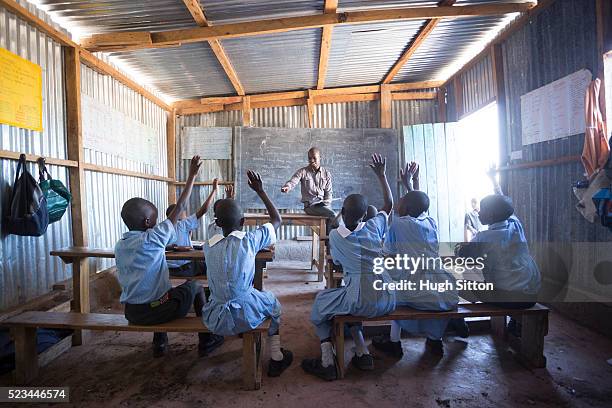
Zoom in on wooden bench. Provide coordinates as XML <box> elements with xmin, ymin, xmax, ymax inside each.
<box><xmin>332</xmin><ymin>303</ymin><xmax>549</xmax><ymax>379</ymax></box>
<box><xmin>2</xmin><ymin>311</ymin><xmax>269</xmax><ymax>390</ymax></box>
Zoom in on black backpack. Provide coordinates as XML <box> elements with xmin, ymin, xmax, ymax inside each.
<box><xmin>4</xmin><ymin>154</ymin><xmax>49</xmax><ymax>236</ymax></box>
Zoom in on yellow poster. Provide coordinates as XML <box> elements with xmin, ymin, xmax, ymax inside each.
<box><xmin>0</xmin><ymin>47</ymin><xmax>43</xmax><ymax>131</ymax></box>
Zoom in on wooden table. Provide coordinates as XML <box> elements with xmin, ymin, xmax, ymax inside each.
<box><xmin>244</xmin><ymin>213</ymin><xmax>327</xmax><ymax>282</ymax></box>
<box><xmin>51</xmin><ymin>246</ymin><xmax>273</xmax><ymax>344</ymax></box>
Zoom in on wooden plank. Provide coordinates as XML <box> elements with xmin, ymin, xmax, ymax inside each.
<box><xmin>200</xmin><ymin>96</ymin><xmax>244</xmax><ymax>105</ymax></box>
<box><xmin>81</xmin><ymin>3</ymin><xmax>537</xmax><ymax>51</ymax></box>
<box><xmin>434</xmin><ymin>123</ymin><xmax>450</xmax><ymax>245</ymax></box>
<box><xmin>412</xmin><ymin>125</ymin><xmax>427</xmax><ymax>195</ymax></box>
<box><xmin>445</xmin><ymin>123</ymin><xmax>463</xmax><ymax>242</ymax></box>
<box><xmin>307</xmin><ymin>91</ymin><xmax>315</xmax><ymax>128</ymax></box>
<box><xmin>12</xmin><ymin>327</ymin><xmax>38</xmax><ymax>384</ymax></box>
<box><xmin>242</xmin><ymin>332</ymin><xmax>262</xmax><ymax>390</ymax></box>
<box><xmin>242</xmin><ymin>96</ymin><xmax>251</xmax><ymax>126</ymax></box>
<box><xmin>181</xmin><ymin>0</ymin><xmax>208</xmax><ymax>26</ymax></box>
<box><xmin>316</xmin><ymin>0</ymin><xmax>337</xmax><ymax>89</ymax></box>
<box><xmin>171</xmin><ymin>180</ymin><xmax>234</xmax><ymax>186</ymax></box>
<box><xmin>82</xmin><ymin>163</ymin><xmax>173</xmax><ymax>182</ymax></box>
<box><xmin>380</xmin><ymin>84</ymin><xmax>392</xmax><ymax>128</ymax></box>
<box><xmin>497</xmin><ymin>155</ymin><xmax>581</xmax><ymax>172</ymax></box>
<box><xmin>491</xmin><ymin>44</ymin><xmax>508</xmax><ymax>165</ymax></box>
<box><xmin>382</xmin><ymin>0</ymin><xmax>456</xmax><ymax>84</ymax></box>
<box><xmin>518</xmin><ymin>313</ymin><xmax>548</xmax><ymax>368</ymax></box>
<box><xmin>0</xmin><ymin>149</ymin><xmax>78</xmax><ymax>168</ymax></box>
<box><xmin>437</xmin><ymin>87</ymin><xmax>447</xmax><ymax>122</ymax></box>
<box><xmin>391</xmin><ymin>91</ymin><xmax>437</xmax><ymax>100</ymax></box>
<box><xmin>315</xmin><ymin>93</ymin><xmax>379</xmax><ymax>104</ymax></box>
<box><xmin>423</xmin><ymin>124</ymin><xmax>438</xmax><ymax>223</ymax></box>
<box><xmin>387</xmin><ymin>81</ymin><xmax>444</xmax><ymax>91</ymax></box>
<box><xmin>250</xmin><ymin>91</ymin><xmax>308</xmax><ymax>102</ymax></box>
<box><xmin>167</xmin><ymin>111</ymin><xmax>177</xmax><ymax>204</ymax></box>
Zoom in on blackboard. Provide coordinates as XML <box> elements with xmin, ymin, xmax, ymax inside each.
<box><xmin>234</xmin><ymin>127</ymin><xmax>399</xmax><ymax>210</ymax></box>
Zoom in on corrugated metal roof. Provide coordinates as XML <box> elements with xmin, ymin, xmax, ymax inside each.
<box><xmin>201</xmin><ymin>0</ymin><xmax>324</xmax><ymax>24</ymax></box>
<box><xmin>339</xmin><ymin>0</ymin><xmax>439</xmax><ymax>11</ymax></box>
<box><xmin>220</xmin><ymin>29</ymin><xmax>320</xmax><ymax>93</ymax></box>
<box><xmin>107</xmin><ymin>43</ymin><xmax>235</xmax><ymax>98</ymax></box>
<box><xmin>324</xmin><ymin>20</ymin><xmax>425</xmax><ymax>88</ymax></box>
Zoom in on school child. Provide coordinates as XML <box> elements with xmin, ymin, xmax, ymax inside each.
<box><xmin>452</xmin><ymin>168</ymin><xmax>541</xmax><ymax>336</ymax></box>
<box><xmin>166</xmin><ymin>178</ymin><xmax>220</xmax><ymax>277</ymax></box>
<box><xmin>115</xmin><ymin>156</ymin><xmax>224</xmax><ymax>358</ymax></box>
<box><xmin>373</xmin><ymin>162</ymin><xmax>459</xmax><ymax>357</ymax></box>
<box><xmin>201</xmin><ymin>170</ymin><xmax>293</xmax><ymax>377</ymax></box>
<box><xmin>302</xmin><ymin>154</ymin><xmax>396</xmax><ymax>381</ymax></box>
<box><xmin>207</xmin><ymin>183</ymin><xmax>234</xmax><ymax>239</ymax></box>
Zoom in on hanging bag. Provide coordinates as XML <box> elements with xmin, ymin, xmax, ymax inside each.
<box><xmin>4</xmin><ymin>154</ymin><xmax>49</xmax><ymax>236</ymax></box>
<box><xmin>37</xmin><ymin>158</ymin><xmax>71</xmax><ymax>224</ymax></box>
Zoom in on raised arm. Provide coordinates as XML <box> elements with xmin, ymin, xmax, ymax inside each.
<box><xmin>487</xmin><ymin>166</ymin><xmax>503</xmax><ymax>195</ymax></box>
<box><xmin>168</xmin><ymin>155</ymin><xmax>201</xmax><ymax>225</ymax></box>
<box><xmin>248</xmin><ymin>170</ymin><xmax>282</xmax><ymax>230</ymax></box>
<box><xmin>281</xmin><ymin>168</ymin><xmax>303</xmax><ymax>193</ymax></box>
<box><xmin>400</xmin><ymin>162</ymin><xmax>420</xmax><ymax>191</ymax></box>
<box><xmin>369</xmin><ymin>154</ymin><xmax>393</xmax><ymax>214</ymax></box>
<box><xmin>195</xmin><ymin>178</ymin><xmax>219</xmax><ymax>219</ymax></box>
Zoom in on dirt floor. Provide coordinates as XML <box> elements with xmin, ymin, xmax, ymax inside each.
<box><xmin>20</xmin><ymin>264</ymin><xmax>612</xmax><ymax>408</ymax></box>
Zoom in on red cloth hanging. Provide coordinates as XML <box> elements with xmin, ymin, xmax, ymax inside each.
<box><xmin>581</xmin><ymin>78</ymin><xmax>609</xmax><ymax>179</ymax></box>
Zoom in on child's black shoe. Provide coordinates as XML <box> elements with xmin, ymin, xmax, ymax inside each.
<box><xmin>425</xmin><ymin>338</ymin><xmax>444</xmax><ymax>356</ymax></box>
<box><xmin>351</xmin><ymin>353</ymin><xmax>374</xmax><ymax>370</ymax></box>
<box><xmin>198</xmin><ymin>333</ymin><xmax>225</xmax><ymax>357</ymax></box>
<box><xmin>301</xmin><ymin>358</ymin><xmax>337</xmax><ymax>381</ymax></box>
<box><xmin>267</xmin><ymin>348</ymin><xmax>293</xmax><ymax>377</ymax></box>
<box><xmin>372</xmin><ymin>334</ymin><xmax>404</xmax><ymax>358</ymax></box>
<box><xmin>153</xmin><ymin>333</ymin><xmax>168</xmax><ymax>358</ymax></box>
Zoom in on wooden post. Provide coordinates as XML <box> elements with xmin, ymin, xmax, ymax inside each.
<box><xmin>333</xmin><ymin>319</ymin><xmax>345</xmax><ymax>379</ymax></box>
<box><xmin>242</xmin><ymin>96</ymin><xmax>251</xmax><ymax>127</ymax></box>
<box><xmin>242</xmin><ymin>331</ymin><xmax>263</xmax><ymax>390</ymax></box>
<box><xmin>380</xmin><ymin>84</ymin><xmax>392</xmax><ymax>128</ymax></box>
<box><xmin>64</xmin><ymin>47</ymin><xmax>90</xmax><ymax>346</ymax></box>
<box><xmin>307</xmin><ymin>90</ymin><xmax>315</xmax><ymax>128</ymax></box>
<box><xmin>167</xmin><ymin>110</ymin><xmax>177</xmax><ymax>205</ymax></box>
<box><xmin>12</xmin><ymin>327</ymin><xmax>38</xmax><ymax>384</ymax></box>
<box><xmin>518</xmin><ymin>312</ymin><xmax>548</xmax><ymax>368</ymax></box>
<box><xmin>437</xmin><ymin>86</ymin><xmax>447</xmax><ymax>122</ymax></box>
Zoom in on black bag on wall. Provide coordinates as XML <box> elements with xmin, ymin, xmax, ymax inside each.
<box><xmin>4</xmin><ymin>154</ymin><xmax>49</xmax><ymax>236</ymax></box>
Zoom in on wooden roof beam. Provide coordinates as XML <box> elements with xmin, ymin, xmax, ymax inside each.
<box><xmin>316</xmin><ymin>0</ymin><xmax>338</xmax><ymax>89</ymax></box>
<box><xmin>81</xmin><ymin>2</ymin><xmax>537</xmax><ymax>52</ymax></box>
<box><xmin>382</xmin><ymin>0</ymin><xmax>456</xmax><ymax>84</ymax></box>
<box><xmin>180</xmin><ymin>0</ymin><xmax>245</xmax><ymax>95</ymax></box>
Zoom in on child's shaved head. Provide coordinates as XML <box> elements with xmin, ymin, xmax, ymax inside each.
<box><xmin>342</xmin><ymin>194</ymin><xmax>368</xmax><ymax>227</ymax></box>
<box><xmin>398</xmin><ymin>191</ymin><xmax>429</xmax><ymax>217</ymax></box>
<box><xmin>214</xmin><ymin>198</ymin><xmax>244</xmax><ymax>231</ymax></box>
<box><xmin>121</xmin><ymin>198</ymin><xmax>158</xmax><ymax>231</ymax></box>
<box><xmin>479</xmin><ymin>195</ymin><xmax>514</xmax><ymax>225</ymax></box>
<box><xmin>364</xmin><ymin>205</ymin><xmax>378</xmax><ymax>221</ymax></box>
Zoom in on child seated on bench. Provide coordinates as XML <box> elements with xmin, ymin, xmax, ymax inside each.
<box><xmin>201</xmin><ymin>170</ymin><xmax>293</xmax><ymax>378</ymax></box>
<box><xmin>165</xmin><ymin>178</ymin><xmax>220</xmax><ymax>277</ymax></box>
<box><xmin>453</xmin><ymin>168</ymin><xmax>541</xmax><ymax>335</ymax></box>
<box><xmin>207</xmin><ymin>183</ymin><xmax>234</xmax><ymax>239</ymax></box>
<box><xmin>373</xmin><ymin>161</ymin><xmax>460</xmax><ymax>357</ymax></box>
<box><xmin>116</xmin><ymin>156</ymin><xmax>224</xmax><ymax>358</ymax></box>
<box><xmin>302</xmin><ymin>154</ymin><xmax>396</xmax><ymax>381</ymax></box>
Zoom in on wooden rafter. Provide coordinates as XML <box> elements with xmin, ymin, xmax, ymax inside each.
<box><xmin>81</xmin><ymin>2</ymin><xmax>537</xmax><ymax>52</ymax></box>
<box><xmin>382</xmin><ymin>0</ymin><xmax>456</xmax><ymax>84</ymax></box>
<box><xmin>317</xmin><ymin>0</ymin><xmax>338</xmax><ymax>89</ymax></box>
<box><xmin>180</xmin><ymin>0</ymin><xmax>245</xmax><ymax>95</ymax></box>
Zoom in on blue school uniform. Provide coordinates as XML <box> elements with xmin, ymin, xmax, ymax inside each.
<box><xmin>115</xmin><ymin>219</ymin><xmax>176</xmax><ymax>304</ymax></box>
<box><xmin>201</xmin><ymin>223</ymin><xmax>281</xmax><ymax>336</ymax></box>
<box><xmin>471</xmin><ymin>215</ymin><xmax>540</xmax><ymax>295</ymax></box>
<box><xmin>167</xmin><ymin>214</ymin><xmax>199</xmax><ymax>269</ymax></box>
<box><xmin>311</xmin><ymin>211</ymin><xmax>396</xmax><ymax>340</ymax></box>
<box><xmin>383</xmin><ymin>213</ymin><xmax>458</xmax><ymax>339</ymax></box>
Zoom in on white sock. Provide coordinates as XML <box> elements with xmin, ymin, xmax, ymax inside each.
<box><xmin>350</xmin><ymin>326</ymin><xmax>369</xmax><ymax>357</ymax></box>
<box><xmin>321</xmin><ymin>341</ymin><xmax>335</xmax><ymax>367</ymax></box>
<box><xmin>390</xmin><ymin>321</ymin><xmax>402</xmax><ymax>342</ymax></box>
<box><xmin>270</xmin><ymin>334</ymin><xmax>283</xmax><ymax>361</ymax></box>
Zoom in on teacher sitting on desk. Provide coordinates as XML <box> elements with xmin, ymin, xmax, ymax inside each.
<box><xmin>281</xmin><ymin>147</ymin><xmax>336</xmax><ymax>231</ymax></box>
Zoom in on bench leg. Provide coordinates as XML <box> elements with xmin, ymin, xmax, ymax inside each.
<box><xmin>318</xmin><ymin>221</ymin><xmax>325</xmax><ymax>282</ymax></box>
<box><xmin>333</xmin><ymin>320</ymin><xmax>345</xmax><ymax>379</ymax></box>
<box><xmin>518</xmin><ymin>313</ymin><xmax>548</xmax><ymax>368</ymax></box>
<box><xmin>12</xmin><ymin>327</ymin><xmax>38</xmax><ymax>385</ymax></box>
<box><xmin>242</xmin><ymin>332</ymin><xmax>263</xmax><ymax>390</ymax></box>
<box><xmin>491</xmin><ymin>315</ymin><xmax>507</xmax><ymax>339</ymax></box>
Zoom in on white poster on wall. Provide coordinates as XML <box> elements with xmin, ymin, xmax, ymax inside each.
<box><xmin>82</xmin><ymin>94</ymin><xmax>160</xmax><ymax>167</ymax></box>
<box><xmin>181</xmin><ymin>127</ymin><xmax>232</xmax><ymax>160</ymax></box>
<box><xmin>520</xmin><ymin>69</ymin><xmax>592</xmax><ymax>146</ymax></box>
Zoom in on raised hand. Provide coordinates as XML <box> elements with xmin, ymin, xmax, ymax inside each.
<box><xmin>225</xmin><ymin>183</ymin><xmax>235</xmax><ymax>199</ymax></box>
<box><xmin>369</xmin><ymin>153</ymin><xmax>386</xmax><ymax>178</ymax></box>
<box><xmin>212</xmin><ymin>177</ymin><xmax>219</xmax><ymax>191</ymax></box>
<box><xmin>247</xmin><ymin>170</ymin><xmax>264</xmax><ymax>193</ymax></box>
<box><xmin>189</xmin><ymin>155</ymin><xmax>202</xmax><ymax>177</ymax></box>
<box><xmin>409</xmin><ymin>162</ymin><xmax>419</xmax><ymax>181</ymax></box>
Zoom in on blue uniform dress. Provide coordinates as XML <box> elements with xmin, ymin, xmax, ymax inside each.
<box><xmin>202</xmin><ymin>223</ymin><xmax>281</xmax><ymax>336</ymax></box>
<box><xmin>471</xmin><ymin>215</ymin><xmax>541</xmax><ymax>295</ymax></box>
<box><xmin>311</xmin><ymin>211</ymin><xmax>396</xmax><ymax>340</ymax></box>
<box><xmin>167</xmin><ymin>215</ymin><xmax>199</xmax><ymax>269</ymax></box>
<box><xmin>383</xmin><ymin>213</ymin><xmax>458</xmax><ymax>339</ymax></box>
<box><xmin>116</xmin><ymin>220</ymin><xmax>176</xmax><ymax>304</ymax></box>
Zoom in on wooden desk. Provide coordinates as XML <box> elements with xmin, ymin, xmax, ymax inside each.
<box><xmin>51</xmin><ymin>246</ymin><xmax>273</xmax><ymax>343</ymax></box>
<box><xmin>244</xmin><ymin>213</ymin><xmax>327</xmax><ymax>282</ymax></box>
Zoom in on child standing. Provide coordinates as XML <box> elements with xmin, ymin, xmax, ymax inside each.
<box><xmin>115</xmin><ymin>156</ymin><xmax>224</xmax><ymax>358</ymax></box>
<box><xmin>202</xmin><ymin>170</ymin><xmax>293</xmax><ymax>377</ymax></box>
<box><xmin>302</xmin><ymin>154</ymin><xmax>396</xmax><ymax>381</ymax></box>
<box><xmin>373</xmin><ymin>161</ymin><xmax>459</xmax><ymax>357</ymax></box>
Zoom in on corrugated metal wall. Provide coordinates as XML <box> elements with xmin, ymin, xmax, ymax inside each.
<box><xmin>0</xmin><ymin>1</ymin><xmax>72</xmax><ymax>310</ymax></box>
<box><xmin>177</xmin><ymin>99</ymin><xmax>437</xmax><ymax>240</ymax></box>
<box><xmin>81</xmin><ymin>63</ymin><xmax>168</xmax><ymax>273</ymax></box>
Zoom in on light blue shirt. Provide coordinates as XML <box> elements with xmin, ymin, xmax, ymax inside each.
<box><xmin>472</xmin><ymin>215</ymin><xmax>541</xmax><ymax>295</ymax></box>
<box><xmin>115</xmin><ymin>219</ymin><xmax>176</xmax><ymax>304</ymax></box>
<box><xmin>202</xmin><ymin>223</ymin><xmax>279</xmax><ymax>335</ymax></box>
<box><xmin>167</xmin><ymin>214</ymin><xmax>199</xmax><ymax>268</ymax></box>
